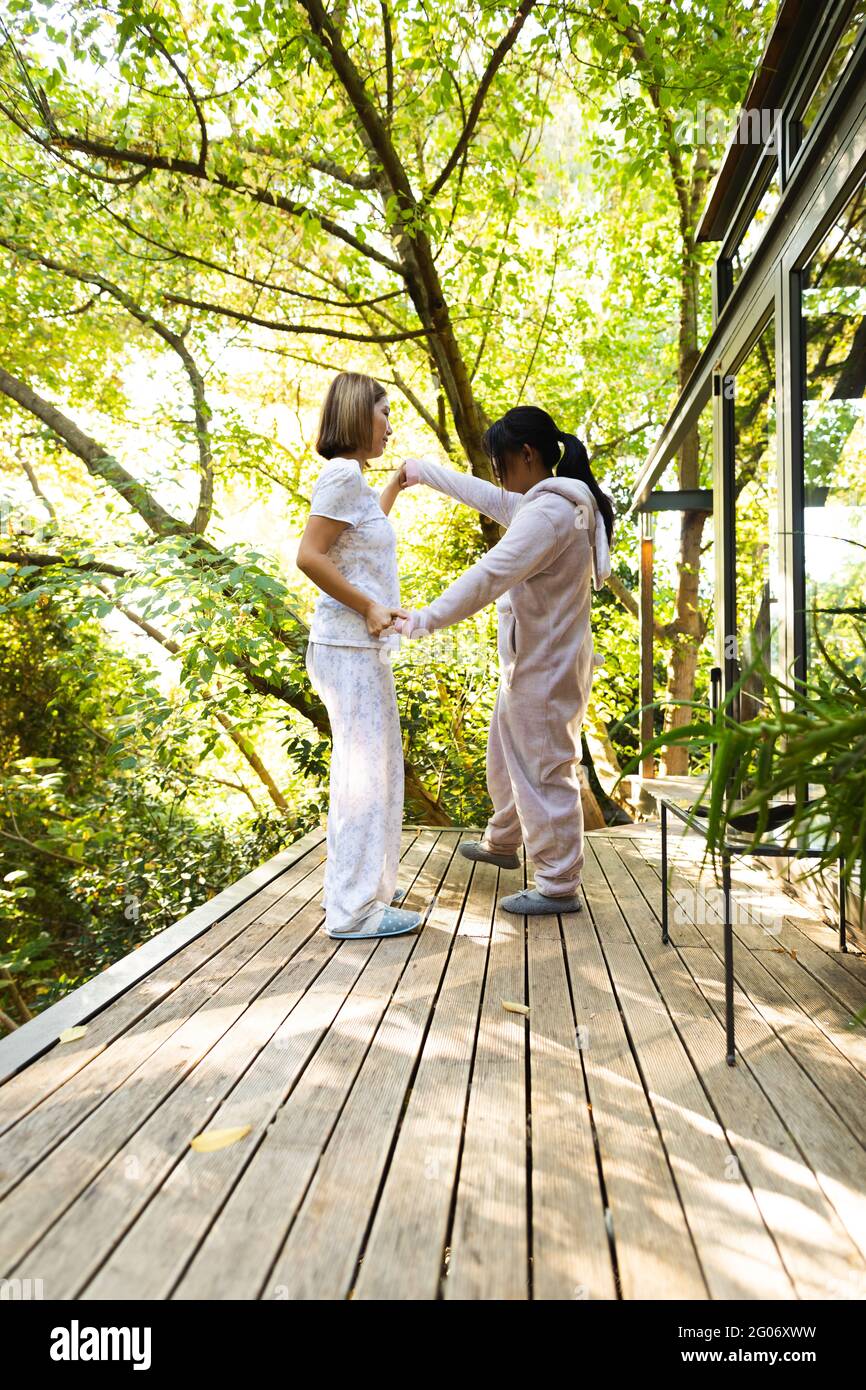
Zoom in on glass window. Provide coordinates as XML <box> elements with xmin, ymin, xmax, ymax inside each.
<box><xmin>799</xmin><ymin>1</ymin><xmax>866</xmax><ymax>140</ymax></box>
<box><xmin>734</xmin><ymin>319</ymin><xmax>779</xmax><ymax>719</ymax></box>
<box><xmin>732</xmin><ymin>168</ymin><xmax>781</xmax><ymax>286</ymax></box>
<box><xmin>801</xmin><ymin>177</ymin><xmax>866</xmax><ymax>682</ymax></box>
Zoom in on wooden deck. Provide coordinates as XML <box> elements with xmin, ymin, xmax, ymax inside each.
<box><xmin>1</xmin><ymin>822</ymin><xmax>866</xmax><ymax>1301</ymax></box>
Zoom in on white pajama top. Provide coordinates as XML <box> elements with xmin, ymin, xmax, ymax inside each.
<box><xmin>307</xmin><ymin>456</ymin><xmax>400</xmax><ymax>649</ymax></box>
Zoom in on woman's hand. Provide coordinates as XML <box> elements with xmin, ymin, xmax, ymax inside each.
<box><xmin>364</xmin><ymin>600</ymin><xmax>409</xmax><ymax>638</ymax></box>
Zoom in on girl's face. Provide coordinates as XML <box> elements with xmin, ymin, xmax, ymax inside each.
<box><xmin>367</xmin><ymin>395</ymin><xmax>392</xmax><ymax>460</ymax></box>
<box><xmin>493</xmin><ymin>444</ymin><xmax>544</xmax><ymax>494</ymax></box>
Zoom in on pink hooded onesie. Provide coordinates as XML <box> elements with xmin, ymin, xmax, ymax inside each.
<box><xmin>401</xmin><ymin>458</ymin><xmax>611</xmax><ymax>896</ymax></box>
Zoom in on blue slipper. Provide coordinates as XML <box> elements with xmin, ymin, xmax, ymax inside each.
<box><xmin>326</xmin><ymin>905</ymin><xmax>422</xmax><ymax>939</ymax></box>
<box><xmin>500</xmin><ymin>888</ymin><xmax>583</xmax><ymax>916</ymax></box>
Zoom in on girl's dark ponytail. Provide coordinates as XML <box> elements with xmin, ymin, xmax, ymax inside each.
<box><xmin>481</xmin><ymin>404</ymin><xmax>614</xmax><ymax>546</ymax></box>
<box><xmin>556</xmin><ymin>431</ymin><xmax>614</xmax><ymax>545</ymax></box>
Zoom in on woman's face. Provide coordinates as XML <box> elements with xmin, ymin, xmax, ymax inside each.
<box><xmin>367</xmin><ymin>394</ymin><xmax>392</xmax><ymax>459</ymax></box>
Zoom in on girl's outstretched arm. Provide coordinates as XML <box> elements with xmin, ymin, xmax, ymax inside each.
<box><xmin>403</xmin><ymin>457</ymin><xmax>522</xmax><ymax>528</ymax></box>
<box><xmin>406</xmin><ymin>500</ymin><xmax>582</xmax><ymax>634</ymax></box>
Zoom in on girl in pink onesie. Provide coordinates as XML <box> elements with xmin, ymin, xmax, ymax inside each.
<box><xmin>397</xmin><ymin>405</ymin><xmax>614</xmax><ymax>916</ymax></box>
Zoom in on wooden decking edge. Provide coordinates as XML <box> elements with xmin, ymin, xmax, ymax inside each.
<box><xmin>0</xmin><ymin>829</ymin><xmax>326</xmax><ymax>1085</ymax></box>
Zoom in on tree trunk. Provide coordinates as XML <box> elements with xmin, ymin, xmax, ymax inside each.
<box><xmin>661</xmin><ymin>237</ymin><xmax>708</xmax><ymax>776</ymax></box>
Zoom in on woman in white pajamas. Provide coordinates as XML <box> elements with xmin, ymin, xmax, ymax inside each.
<box><xmin>396</xmin><ymin>405</ymin><xmax>614</xmax><ymax>916</ymax></box>
<box><xmin>296</xmin><ymin>372</ymin><xmax>419</xmax><ymax>940</ymax></box>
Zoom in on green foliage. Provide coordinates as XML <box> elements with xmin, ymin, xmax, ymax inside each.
<box><xmin>0</xmin><ymin>594</ymin><xmax>316</xmax><ymax>1025</ymax></box>
<box><xmin>626</xmin><ymin>622</ymin><xmax>866</xmax><ymax>931</ymax></box>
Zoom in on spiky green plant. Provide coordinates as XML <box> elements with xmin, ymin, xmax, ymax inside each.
<box><xmin>619</xmin><ymin>618</ymin><xmax>866</xmax><ymax>1020</ymax></box>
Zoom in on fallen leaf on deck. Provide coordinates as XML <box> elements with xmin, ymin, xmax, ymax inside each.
<box><xmin>190</xmin><ymin>1125</ymin><xmax>252</xmax><ymax>1152</ymax></box>
<box><xmin>501</xmin><ymin>999</ymin><xmax>530</xmax><ymax>1016</ymax></box>
<box><xmin>58</xmin><ymin>1026</ymin><xmax>87</xmax><ymax>1044</ymax></box>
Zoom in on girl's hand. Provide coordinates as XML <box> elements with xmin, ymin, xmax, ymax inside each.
<box><xmin>365</xmin><ymin>600</ymin><xmax>408</xmax><ymax>637</ymax></box>
<box><xmin>393</xmin><ymin>609</ymin><xmax>429</xmax><ymax>639</ymax></box>
<box><xmin>400</xmin><ymin>458</ymin><xmax>423</xmax><ymax>487</ymax></box>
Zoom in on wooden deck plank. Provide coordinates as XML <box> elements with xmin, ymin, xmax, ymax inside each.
<box><xmin>351</xmin><ymin>852</ymin><xmax>499</xmax><ymax>1300</ymax></box>
<box><xmin>588</xmin><ymin>839</ymin><xmax>796</xmax><ymax>1299</ymax></box>
<box><xmin>0</xmin><ymin>828</ymin><xmax>330</xmax><ymax>1088</ymax></box>
<box><xmin>614</xmin><ymin>834</ymin><xmax>866</xmax><ymax>1136</ymax></box>
<box><xmin>2</xmin><ymin>821</ymin><xmax>862</xmax><ymax>1301</ymax></box>
<box><xmin>600</xmin><ymin>845</ymin><xmax>866</xmax><ymax>1301</ymax></box>
<box><xmin>443</xmin><ymin>860</ymin><xmax>528</xmax><ymax>1300</ymax></box>
<box><xmin>0</xmin><ymin>833</ymin><xmax>336</xmax><ymax>1202</ymax></box>
<box><xmin>73</xmin><ymin>830</ymin><xmax>442</xmax><ymax>1300</ymax></box>
<box><xmin>0</xmin><ymin>830</ymin><xmax>331</xmax><ymax>1139</ymax></box>
<box><xmin>566</xmin><ymin>855</ymin><xmax>707</xmax><ymax>1299</ymax></box>
<box><xmin>525</xmin><ymin>912</ymin><xmax>617</xmax><ymax>1300</ymax></box>
<box><xmin>4</xmin><ymin>833</ymin><xmax>429</xmax><ymax>1292</ymax></box>
<box><xmin>623</xmin><ymin>831</ymin><xmax>866</xmax><ymax>1147</ymax></box>
<box><xmin>638</xmin><ymin>827</ymin><xmax>866</xmax><ymax>996</ymax></box>
<box><xmin>679</xmin><ymin>944</ymin><xmax>866</xmax><ymax>1269</ymax></box>
<box><xmin>644</xmin><ymin>942</ymin><xmax>866</xmax><ymax>1299</ymax></box>
<box><xmin>605</xmin><ymin>833</ymin><xmax>866</xmax><ymax>1278</ymax></box>
<box><xmin>261</xmin><ymin>836</ymin><xmax>486</xmax><ymax>1300</ymax></box>
<box><xmin>170</xmin><ymin>832</ymin><xmax>466</xmax><ymax>1300</ymax></box>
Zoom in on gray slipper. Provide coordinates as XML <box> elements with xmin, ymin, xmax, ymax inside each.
<box><xmin>459</xmin><ymin>840</ymin><xmax>521</xmax><ymax>870</ymax></box>
<box><xmin>326</xmin><ymin>905</ymin><xmax>422</xmax><ymax>939</ymax></box>
<box><xmin>500</xmin><ymin>888</ymin><xmax>583</xmax><ymax>916</ymax></box>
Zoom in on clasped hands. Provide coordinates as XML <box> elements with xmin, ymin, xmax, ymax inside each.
<box><xmin>364</xmin><ymin>458</ymin><xmax>427</xmax><ymax>639</ymax></box>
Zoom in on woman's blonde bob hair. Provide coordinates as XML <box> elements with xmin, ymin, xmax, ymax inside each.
<box><xmin>316</xmin><ymin>372</ymin><xmax>387</xmax><ymax>460</ymax></box>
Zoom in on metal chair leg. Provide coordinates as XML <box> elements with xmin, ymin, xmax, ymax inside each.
<box><xmin>723</xmin><ymin>850</ymin><xmax>735</xmax><ymax>1065</ymax></box>
<box><xmin>839</xmin><ymin>856</ymin><xmax>847</xmax><ymax>953</ymax></box>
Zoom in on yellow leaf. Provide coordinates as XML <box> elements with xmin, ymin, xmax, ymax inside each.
<box><xmin>190</xmin><ymin>1125</ymin><xmax>252</xmax><ymax>1153</ymax></box>
<box><xmin>58</xmin><ymin>1025</ymin><xmax>87</xmax><ymax>1043</ymax></box>
<box><xmin>501</xmin><ymin>999</ymin><xmax>529</xmax><ymax>1016</ymax></box>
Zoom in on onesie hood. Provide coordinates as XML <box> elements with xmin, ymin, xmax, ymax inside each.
<box><xmin>521</xmin><ymin>475</ymin><xmax>612</xmax><ymax>590</ymax></box>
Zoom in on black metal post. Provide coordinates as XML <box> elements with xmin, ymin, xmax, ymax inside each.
<box><xmin>661</xmin><ymin>801</ymin><xmax>669</xmax><ymax>944</ymax></box>
<box><xmin>839</xmin><ymin>856</ymin><xmax>847</xmax><ymax>952</ymax></box>
<box><xmin>709</xmin><ymin>665</ymin><xmax>722</xmax><ymax>773</ymax></box>
<box><xmin>722</xmin><ymin>850</ymin><xmax>736</xmax><ymax>1066</ymax></box>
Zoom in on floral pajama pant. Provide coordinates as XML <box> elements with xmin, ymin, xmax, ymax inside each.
<box><xmin>305</xmin><ymin>641</ymin><xmax>404</xmax><ymax>933</ymax></box>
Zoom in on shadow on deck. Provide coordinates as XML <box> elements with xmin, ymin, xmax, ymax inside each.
<box><xmin>1</xmin><ymin>824</ymin><xmax>865</xmax><ymax>1300</ymax></box>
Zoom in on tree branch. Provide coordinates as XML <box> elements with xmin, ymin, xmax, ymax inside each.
<box><xmin>0</xmin><ymin>550</ymin><xmax>129</xmax><ymax>577</ymax></box>
<box><xmin>381</xmin><ymin>1</ymin><xmax>395</xmax><ymax>122</ymax></box>
<box><xmin>17</xmin><ymin>455</ymin><xmax>57</xmax><ymax>522</ymax></box>
<box><xmin>424</xmin><ymin>0</ymin><xmax>539</xmax><ymax>202</ymax></box>
<box><xmin>87</xmin><ymin>194</ymin><xmax>403</xmax><ymax>306</ymax></box>
<box><xmin>305</xmin><ymin>154</ymin><xmax>379</xmax><ymax>189</ymax></box>
<box><xmin>147</xmin><ymin>26</ymin><xmax>209</xmax><ymax>174</ymax></box>
<box><xmin>18</xmin><ymin>101</ymin><xmax>405</xmax><ymax>275</ymax></box>
<box><xmin>0</xmin><ymin>237</ymin><xmax>213</xmax><ymax>533</ymax></box>
<box><xmin>99</xmin><ymin>585</ymin><xmax>292</xmax><ymax>814</ymax></box>
<box><xmin>161</xmin><ymin>291</ymin><xmax>429</xmax><ymax>343</ymax></box>
<box><xmin>0</xmin><ymin>364</ymin><xmax>191</xmax><ymax>537</ymax></box>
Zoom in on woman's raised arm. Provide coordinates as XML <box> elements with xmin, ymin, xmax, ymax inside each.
<box><xmin>403</xmin><ymin>457</ymin><xmax>522</xmax><ymax>529</ymax></box>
